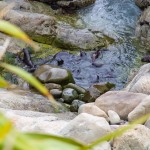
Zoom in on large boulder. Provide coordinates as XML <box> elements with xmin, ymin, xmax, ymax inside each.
<box><xmin>1</xmin><ymin>1</ymin><xmax>103</xmax><ymax>50</ymax></box>
<box><xmin>95</xmin><ymin>91</ymin><xmax>148</xmax><ymax>120</ymax></box>
<box><xmin>128</xmin><ymin>95</ymin><xmax>150</xmax><ymax>122</ymax></box>
<box><xmin>4</xmin><ymin>9</ymin><xmax>57</xmax><ymax>44</ymax></box>
<box><xmin>0</xmin><ymin>89</ymin><xmax>55</xmax><ymax>113</ymax></box>
<box><xmin>34</xmin><ymin>65</ymin><xmax>75</xmax><ymax>85</ymax></box>
<box><xmin>59</xmin><ymin>113</ymin><xmax>111</xmax><ymax>144</ymax></box>
<box><xmin>125</xmin><ymin>63</ymin><xmax>150</xmax><ymax>94</ymax></box>
<box><xmin>0</xmin><ymin>108</ymin><xmax>76</xmax><ymax>135</ymax></box>
<box><xmin>54</xmin><ymin>23</ymin><xmax>102</xmax><ymax>50</ymax></box>
<box><xmin>113</xmin><ymin>125</ymin><xmax>150</xmax><ymax>150</ymax></box>
<box><xmin>135</xmin><ymin>7</ymin><xmax>150</xmax><ymax>47</ymax></box>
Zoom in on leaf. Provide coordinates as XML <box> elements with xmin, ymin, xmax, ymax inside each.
<box><xmin>0</xmin><ymin>113</ymin><xmax>12</xmax><ymax>143</ymax></box>
<box><xmin>0</xmin><ymin>20</ymin><xmax>38</xmax><ymax>50</ymax></box>
<box><xmin>0</xmin><ymin>63</ymin><xmax>58</xmax><ymax>108</ymax></box>
<box><xmin>0</xmin><ymin>76</ymin><xmax>9</xmax><ymax>88</ymax></box>
<box><xmin>15</xmin><ymin>133</ymin><xmax>86</xmax><ymax>150</ymax></box>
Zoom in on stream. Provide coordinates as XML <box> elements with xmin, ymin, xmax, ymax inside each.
<box><xmin>49</xmin><ymin>0</ymin><xmax>145</xmax><ymax>89</ymax></box>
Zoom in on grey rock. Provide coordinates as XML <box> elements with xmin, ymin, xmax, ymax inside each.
<box><xmin>1</xmin><ymin>1</ymin><xmax>103</xmax><ymax>50</ymax></box>
<box><xmin>78</xmin><ymin>103</ymin><xmax>109</xmax><ymax>120</ymax></box>
<box><xmin>95</xmin><ymin>91</ymin><xmax>148</xmax><ymax>120</ymax></box>
<box><xmin>0</xmin><ymin>108</ymin><xmax>76</xmax><ymax>135</ymax></box>
<box><xmin>0</xmin><ymin>89</ymin><xmax>55</xmax><ymax>113</ymax></box>
<box><xmin>50</xmin><ymin>89</ymin><xmax>62</xmax><ymax>98</ymax></box>
<box><xmin>135</xmin><ymin>7</ymin><xmax>150</xmax><ymax>47</ymax></box>
<box><xmin>128</xmin><ymin>95</ymin><xmax>150</xmax><ymax>122</ymax></box>
<box><xmin>135</xmin><ymin>0</ymin><xmax>150</xmax><ymax>8</ymax></box>
<box><xmin>70</xmin><ymin>100</ymin><xmax>85</xmax><ymax>112</ymax></box>
<box><xmin>59</xmin><ymin>113</ymin><xmax>111</xmax><ymax>144</ymax></box>
<box><xmin>83</xmin><ymin>82</ymin><xmax>115</xmax><ymax>102</ymax></box>
<box><xmin>56</xmin><ymin>0</ymin><xmax>95</xmax><ymax>10</ymax></box>
<box><xmin>34</xmin><ymin>65</ymin><xmax>74</xmax><ymax>85</ymax></box>
<box><xmin>113</xmin><ymin>125</ymin><xmax>150</xmax><ymax>150</ymax></box>
<box><xmin>45</xmin><ymin>83</ymin><xmax>62</xmax><ymax>90</ymax></box>
<box><xmin>125</xmin><ymin>63</ymin><xmax>150</xmax><ymax>94</ymax></box>
<box><xmin>64</xmin><ymin>83</ymin><xmax>86</xmax><ymax>94</ymax></box>
<box><xmin>62</xmin><ymin>88</ymin><xmax>78</xmax><ymax>104</ymax></box>
<box><xmin>55</xmin><ymin>23</ymin><xmax>103</xmax><ymax>50</ymax></box>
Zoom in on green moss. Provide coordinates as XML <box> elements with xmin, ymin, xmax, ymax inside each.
<box><xmin>29</xmin><ymin>1</ymin><xmax>85</xmax><ymax>28</ymax></box>
<box><xmin>28</xmin><ymin>32</ymin><xmax>56</xmax><ymax>45</ymax></box>
<box><xmin>32</xmin><ymin>42</ymin><xmax>62</xmax><ymax>59</ymax></box>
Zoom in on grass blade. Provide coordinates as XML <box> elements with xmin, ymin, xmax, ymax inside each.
<box><xmin>0</xmin><ymin>20</ymin><xmax>38</xmax><ymax>50</ymax></box>
<box><xmin>0</xmin><ymin>76</ymin><xmax>9</xmax><ymax>88</ymax></box>
<box><xmin>0</xmin><ymin>113</ymin><xmax>12</xmax><ymax>143</ymax></box>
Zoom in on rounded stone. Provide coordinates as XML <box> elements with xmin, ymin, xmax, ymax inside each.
<box><xmin>50</xmin><ymin>89</ymin><xmax>62</xmax><ymax>98</ymax></box>
<box><xmin>108</xmin><ymin>110</ymin><xmax>121</xmax><ymax>125</ymax></box>
<box><xmin>34</xmin><ymin>65</ymin><xmax>75</xmax><ymax>85</ymax></box>
<box><xmin>62</xmin><ymin>88</ymin><xmax>78</xmax><ymax>104</ymax></box>
<box><xmin>70</xmin><ymin>100</ymin><xmax>85</xmax><ymax>112</ymax></box>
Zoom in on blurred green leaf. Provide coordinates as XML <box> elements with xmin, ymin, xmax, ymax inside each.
<box><xmin>16</xmin><ymin>133</ymin><xmax>85</xmax><ymax>150</ymax></box>
<box><xmin>0</xmin><ymin>113</ymin><xmax>12</xmax><ymax>143</ymax></box>
<box><xmin>0</xmin><ymin>76</ymin><xmax>9</xmax><ymax>88</ymax></box>
<box><xmin>0</xmin><ymin>20</ymin><xmax>38</xmax><ymax>50</ymax></box>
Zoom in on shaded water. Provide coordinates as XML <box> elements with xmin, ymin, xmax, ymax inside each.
<box><xmin>49</xmin><ymin>0</ymin><xmax>144</xmax><ymax>89</ymax></box>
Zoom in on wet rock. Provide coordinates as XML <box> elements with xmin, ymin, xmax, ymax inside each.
<box><xmin>78</xmin><ymin>94</ymin><xmax>85</xmax><ymax>101</ymax></box>
<box><xmin>62</xmin><ymin>88</ymin><xmax>78</xmax><ymax>103</ymax></box>
<box><xmin>128</xmin><ymin>95</ymin><xmax>150</xmax><ymax>122</ymax></box>
<box><xmin>125</xmin><ymin>63</ymin><xmax>150</xmax><ymax>94</ymax></box>
<box><xmin>64</xmin><ymin>83</ymin><xmax>86</xmax><ymax>94</ymax></box>
<box><xmin>57</xmin><ymin>98</ymin><xmax>65</xmax><ymax>103</ymax></box>
<box><xmin>30</xmin><ymin>0</ymin><xmax>96</xmax><ymax>11</ymax></box>
<box><xmin>45</xmin><ymin>83</ymin><xmax>62</xmax><ymax>90</ymax></box>
<box><xmin>95</xmin><ymin>91</ymin><xmax>148</xmax><ymax>120</ymax></box>
<box><xmin>59</xmin><ymin>113</ymin><xmax>111</xmax><ymax>144</ymax></box>
<box><xmin>56</xmin><ymin>0</ymin><xmax>95</xmax><ymax>11</ymax></box>
<box><xmin>135</xmin><ymin>6</ymin><xmax>150</xmax><ymax>47</ymax></box>
<box><xmin>34</xmin><ymin>65</ymin><xmax>75</xmax><ymax>85</ymax></box>
<box><xmin>1</xmin><ymin>3</ymin><xmax>103</xmax><ymax>50</ymax></box>
<box><xmin>70</xmin><ymin>100</ymin><xmax>85</xmax><ymax>112</ymax></box>
<box><xmin>83</xmin><ymin>82</ymin><xmax>115</xmax><ymax>102</ymax></box>
<box><xmin>50</xmin><ymin>89</ymin><xmax>62</xmax><ymax>98</ymax></box>
<box><xmin>141</xmin><ymin>55</ymin><xmax>150</xmax><ymax>62</ymax></box>
<box><xmin>78</xmin><ymin>103</ymin><xmax>109</xmax><ymax>120</ymax></box>
<box><xmin>113</xmin><ymin>125</ymin><xmax>150</xmax><ymax>150</ymax></box>
<box><xmin>55</xmin><ymin>23</ymin><xmax>103</xmax><ymax>50</ymax></box>
<box><xmin>108</xmin><ymin>110</ymin><xmax>121</xmax><ymax>125</ymax></box>
<box><xmin>135</xmin><ymin>0</ymin><xmax>150</xmax><ymax>8</ymax></box>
